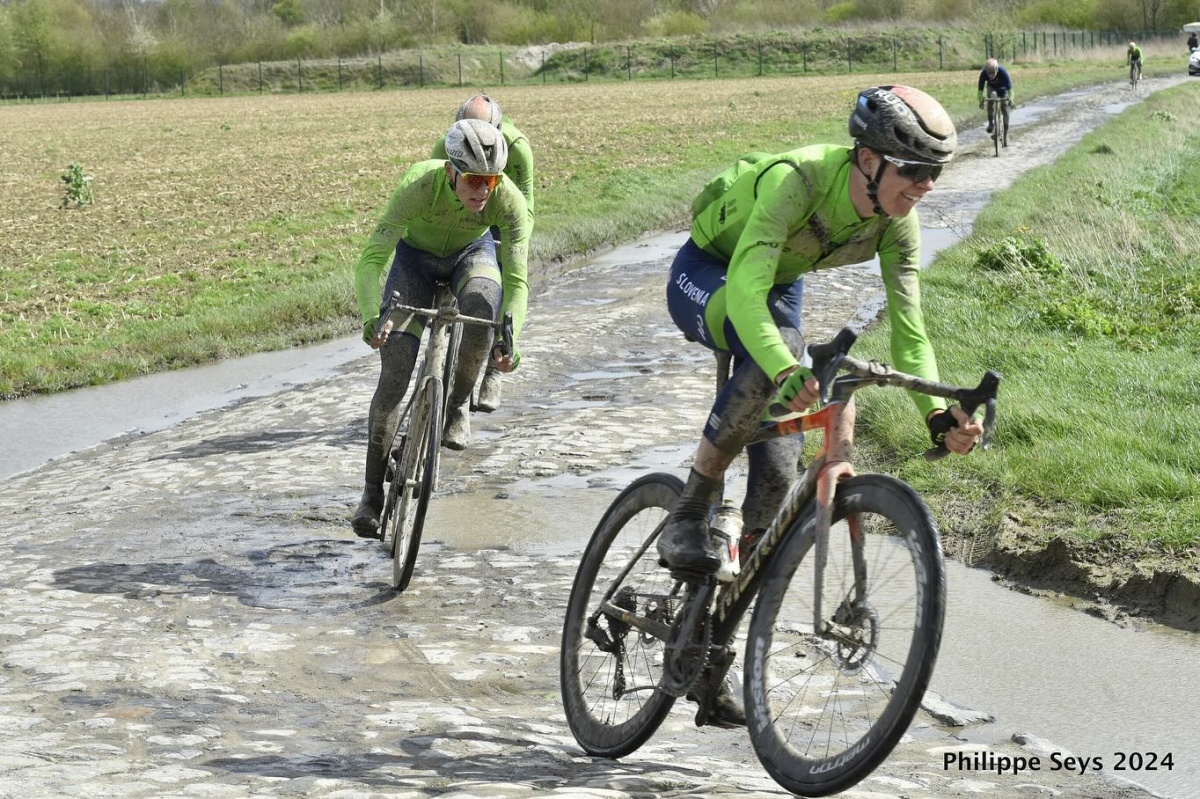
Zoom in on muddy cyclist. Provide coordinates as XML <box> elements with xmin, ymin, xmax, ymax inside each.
<box><xmin>350</xmin><ymin>118</ymin><xmax>530</xmax><ymax>537</ymax></box>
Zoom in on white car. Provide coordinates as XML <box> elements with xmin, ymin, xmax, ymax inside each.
<box><xmin>1190</xmin><ymin>48</ymin><xmax>1200</xmax><ymax>76</ymax></box>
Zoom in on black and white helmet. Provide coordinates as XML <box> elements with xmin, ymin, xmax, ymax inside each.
<box><xmin>456</xmin><ymin>94</ymin><xmax>503</xmax><ymax>129</ymax></box>
<box><xmin>849</xmin><ymin>85</ymin><xmax>957</xmax><ymax>165</ymax></box>
<box><xmin>445</xmin><ymin>118</ymin><xmax>508</xmax><ymax>175</ymax></box>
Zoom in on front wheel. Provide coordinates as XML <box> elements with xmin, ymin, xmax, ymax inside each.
<box><xmin>560</xmin><ymin>472</ymin><xmax>685</xmax><ymax>759</ymax></box>
<box><xmin>744</xmin><ymin>474</ymin><xmax>946</xmax><ymax>797</ymax></box>
<box><xmin>389</xmin><ymin>376</ymin><xmax>442</xmax><ymax>592</ymax></box>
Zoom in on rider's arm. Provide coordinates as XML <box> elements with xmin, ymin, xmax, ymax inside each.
<box><xmin>502</xmin><ymin>121</ymin><xmax>535</xmax><ymax>216</ymax></box>
<box><xmin>430</xmin><ymin>136</ymin><xmax>448</xmax><ymax>160</ymax></box>
<box><xmin>976</xmin><ymin>70</ymin><xmax>986</xmax><ymax>104</ymax></box>
<box><xmin>724</xmin><ymin>163</ymin><xmax>812</xmax><ymax>383</ymax></box>
<box><xmin>353</xmin><ymin>164</ymin><xmax>432</xmax><ymax>335</ymax></box>
<box><xmin>877</xmin><ymin>214</ymin><xmax>948</xmax><ymax>419</ymax></box>
<box><xmin>485</xmin><ymin>179</ymin><xmax>532</xmax><ymax>350</ymax></box>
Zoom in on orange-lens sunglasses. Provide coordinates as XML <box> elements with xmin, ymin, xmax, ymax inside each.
<box><xmin>454</xmin><ymin>168</ymin><xmax>499</xmax><ymax>191</ymax></box>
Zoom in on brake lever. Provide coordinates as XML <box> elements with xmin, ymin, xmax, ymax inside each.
<box><xmin>374</xmin><ymin>289</ymin><xmax>403</xmax><ymax>338</ymax></box>
<box><xmin>494</xmin><ymin>312</ymin><xmax>514</xmax><ymax>358</ymax></box>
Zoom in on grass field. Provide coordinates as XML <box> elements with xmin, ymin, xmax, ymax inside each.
<box><xmin>0</xmin><ymin>59</ymin><xmax>1165</xmax><ymax>398</ymax></box>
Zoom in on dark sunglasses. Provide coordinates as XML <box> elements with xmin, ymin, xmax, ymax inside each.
<box><xmin>882</xmin><ymin>154</ymin><xmax>943</xmax><ymax>183</ymax></box>
<box><xmin>452</xmin><ymin>167</ymin><xmax>500</xmax><ymax>191</ymax></box>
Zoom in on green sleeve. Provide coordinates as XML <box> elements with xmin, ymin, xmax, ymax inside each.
<box><xmin>503</xmin><ymin>126</ymin><xmax>535</xmax><ymax>215</ymax></box>
<box><xmin>485</xmin><ymin>180</ymin><xmax>532</xmax><ymax>342</ymax></box>
<box><xmin>431</xmin><ymin>137</ymin><xmax>447</xmax><ymax>160</ymax></box>
<box><xmin>353</xmin><ymin>165</ymin><xmax>427</xmax><ymax>326</ymax></box>
<box><xmin>877</xmin><ymin>213</ymin><xmax>947</xmax><ymax>418</ymax></box>
<box><xmin>724</xmin><ymin>163</ymin><xmax>811</xmax><ymax>382</ymax></box>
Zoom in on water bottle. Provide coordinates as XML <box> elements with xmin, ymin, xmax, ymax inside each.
<box><xmin>709</xmin><ymin>500</ymin><xmax>743</xmax><ymax>583</ymax></box>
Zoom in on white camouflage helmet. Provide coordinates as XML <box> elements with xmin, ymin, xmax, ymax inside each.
<box><xmin>456</xmin><ymin>94</ymin><xmax>503</xmax><ymax>129</ymax></box>
<box><xmin>445</xmin><ymin>118</ymin><xmax>508</xmax><ymax>175</ymax></box>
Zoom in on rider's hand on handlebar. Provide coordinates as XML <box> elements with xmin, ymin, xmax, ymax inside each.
<box><xmin>775</xmin><ymin>366</ymin><xmax>820</xmax><ymax>413</ymax></box>
<box><xmin>367</xmin><ymin>316</ymin><xmax>394</xmax><ymax>350</ymax></box>
<box><xmin>926</xmin><ymin>406</ymin><xmax>984</xmax><ymax>456</ymax></box>
<box><xmin>491</xmin><ymin>342</ymin><xmax>520</xmax><ymax>373</ymax></box>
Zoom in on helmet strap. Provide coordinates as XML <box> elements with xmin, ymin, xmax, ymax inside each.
<box><xmin>853</xmin><ymin>145</ymin><xmax>889</xmax><ymax>218</ymax></box>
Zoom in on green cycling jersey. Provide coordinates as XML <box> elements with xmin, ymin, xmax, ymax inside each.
<box><xmin>432</xmin><ymin>117</ymin><xmax>535</xmax><ymax>214</ymax></box>
<box><xmin>690</xmin><ymin>143</ymin><xmax>944</xmax><ymax>417</ymax></box>
<box><xmin>353</xmin><ymin>159</ymin><xmax>531</xmax><ymax>344</ymax></box>
<box><xmin>1127</xmin><ymin>45</ymin><xmax>1143</xmax><ymax>62</ymax></box>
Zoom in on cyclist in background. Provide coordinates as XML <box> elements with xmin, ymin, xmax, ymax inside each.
<box><xmin>1127</xmin><ymin>42</ymin><xmax>1144</xmax><ymax>80</ymax></box>
<box><xmin>350</xmin><ymin>118</ymin><xmax>530</xmax><ymax>538</ymax></box>
<box><xmin>1187</xmin><ymin>32</ymin><xmax>1198</xmax><ymax>52</ymax></box>
<box><xmin>432</xmin><ymin>94</ymin><xmax>534</xmax><ymax>415</ymax></box>
<box><xmin>658</xmin><ymin>86</ymin><xmax>984</xmax><ymax>723</ymax></box>
<box><xmin>976</xmin><ymin>57</ymin><xmax>1014</xmax><ymax>134</ymax></box>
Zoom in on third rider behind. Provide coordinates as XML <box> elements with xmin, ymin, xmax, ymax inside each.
<box><xmin>976</xmin><ymin>57</ymin><xmax>1014</xmax><ymax>134</ymax></box>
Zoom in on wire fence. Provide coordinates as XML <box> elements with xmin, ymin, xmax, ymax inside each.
<box><xmin>0</xmin><ymin>29</ymin><xmax>1178</xmax><ymax>102</ymax></box>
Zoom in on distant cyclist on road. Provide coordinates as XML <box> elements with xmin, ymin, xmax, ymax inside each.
<box><xmin>1127</xmin><ymin>41</ymin><xmax>1144</xmax><ymax>81</ymax></box>
<box><xmin>431</xmin><ymin>94</ymin><xmax>534</xmax><ymax>416</ymax></box>
<box><xmin>976</xmin><ymin>57</ymin><xmax>1014</xmax><ymax>134</ymax></box>
<box><xmin>657</xmin><ymin>86</ymin><xmax>984</xmax><ymax>723</ymax></box>
<box><xmin>350</xmin><ymin>118</ymin><xmax>530</xmax><ymax>538</ymax></box>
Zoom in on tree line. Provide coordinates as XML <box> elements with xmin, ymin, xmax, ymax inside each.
<box><xmin>0</xmin><ymin>0</ymin><xmax>1194</xmax><ymax>93</ymax></box>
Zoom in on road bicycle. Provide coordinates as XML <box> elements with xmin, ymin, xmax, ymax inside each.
<box><xmin>375</xmin><ymin>284</ymin><xmax>512</xmax><ymax>592</ymax></box>
<box><xmin>986</xmin><ymin>91</ymin><xmax>1010</xmax><ymax>156</ymax></box>
<box><xmin>560</xmin><ymin>328</ymin><xmax>999</xmax><ymax>796</ymax></box>
<box><xmin>1129</xmin><ymin>60</ymin><xmax>1142</xmax><ymax>89</ymax></box>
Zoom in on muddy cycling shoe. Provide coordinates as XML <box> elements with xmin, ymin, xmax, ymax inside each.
<box><xmin>351</xmin><ymin>484</ymin><xmax>385</xmax><ymax>539</ymax></box>
<box><xmin>442</xmin><ymin>401</ymin><xmax>471</xmax><ymax>451</ymax></box>
<box><xmin>657</xmin><ymin>468</ymin><xmax>724</xmax><ymax>573</ymax></box>
<box><xmin>657</xmin><ymin>517</ymin><xmax>720</xmax><ymax>573</ymax></box>
<box><xmin>475</xmin><ymin>368</ymin><xmax>503</xmax><ymax>413</ymax></box>
<box><xmin>689</xmin><ymin>679</ymin><xmax>747</xmax><ymax>729</ymax></box>
<box><xmin>986</xmin><ymin>122</ymin><xmax>994</xmax><ymax>133</ymax></box>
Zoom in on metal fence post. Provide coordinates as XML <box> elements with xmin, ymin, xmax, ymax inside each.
<box><xmin>892</xmin><ymin>38</ymin><xmax>897</xmax><ymax>71</ymax></box>
<box><xmin>847</xmin><ymin>39</ymin><xmax>852</xmax><ymax>73</ymax></box>
<box><xmin>627</xmin><ymin>46</ymin><xmax>632</xmax><ymax>80</ymax></box>
<box><xmin>259</xmin><ymin>61</ymin><xmax>264</xmax><ymax>94</ymax></box>
<box><xmin>938</xmin><ymin>35</ymin><xmax>943</xmax><ymax>69</ymax></box>
<box><xmin>419</xmin><ymin>53</ymin><xmax>424</xmax><ymax>88</ymax></box>
<box><xmin>458</xmin><ymin>53</ymin><xmax>462</xmax><ymax>86</ymax></box>
<box><xmin>714</xmin><ymin>42</ymin><xmax>718</xmax><ymax>78</ymax></box>
<box><xmin>377</xmin><ymin>55</ymin><xmax>382</xmax><ymax>89</ymax></box>
<box><xmin>542</xmin><ymin>50</ymin><xmax>546</xmax><ymax>83</ymax></box>
<box><xmin>297</xmin><ymin>57</ymin><xmax>302</xmax><ymax>93</ymax></box>
<box><xmin>584</xmin><ymin>48</ymin><xmax>589</xmax><ymax>81</ymax></box>
<box><xmin>500</xmin><ymin>50</ymin><xmax>505</xmax><ymax>85</ymax></box>
<box><xmin>670</xmin><ymin>44</ymin><xmax>675</xmax><ymax>79</ymax></box>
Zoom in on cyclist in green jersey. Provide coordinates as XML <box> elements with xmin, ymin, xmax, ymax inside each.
<box><xmin>1127</xmin><ymin>42</ymin><xmax>1144</xmax><ymax>80</ymax></box>
<box><xmin>661</xmin><ymin>83</ymin><xmax>984</xmax><ymax>682</ymax></box>
<box><xmin>658</xmin><ymin>84</ymin><xmax>983</xmax><ymax>726</ymax></box>
<box><xmin>350</xmin><ymin>118</ymin><xmax>531</xmax><ymax>538</ymax></box>
<box><xmin>431</xmin><ymin>95</ymin><xmax>535</xmax><ymax>416</ymax></box>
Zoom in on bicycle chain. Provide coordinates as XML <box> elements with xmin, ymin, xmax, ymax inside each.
<box><xmin>659</xmin><ymin>577</ymin><xmax>716</xmax><ymax>697</ymax></box>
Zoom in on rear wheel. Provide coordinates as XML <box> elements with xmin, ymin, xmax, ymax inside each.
<box><xmin>744</xmin><ymin>474</ymin><xmax>946</xmax><ymax>797</ymax></box>
<box><xmin>388</xmin><ymin>376</ymin><xmax>442</xmax><ymax>592</ymax></box>
<box><xmin>560</xmin><ymin>472</ymin><xmax>684</xmax><ymax>758</ymax></box>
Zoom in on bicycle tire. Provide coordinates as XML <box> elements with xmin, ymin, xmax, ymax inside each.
<box><xmin>560</xmin><ymin>472</ymin><xmax>684</xmax><ymax>759</ymax></box>
<box><xmin>744</xmin><ymin>473</ymin><xmax>946</xmax><ymax>797</ymax></box>
<box><xmin>1001</xmin><ymin>102</ymin><xmax>1010</xmax><ymax>148</ymax></box>
<box><xmin>991</xmin><ymin>101</ymin><xmax>1000</xmax><ymax>157</ymax></box>
<box><xmin>390</xmin><ymin>376</ymin><xmax>442</xmax><ymax>592</ymax></box>
<box><xmin>378</xmin><ymin>433</ymin><xmax>406</xmax><ymax>548</ymax></box>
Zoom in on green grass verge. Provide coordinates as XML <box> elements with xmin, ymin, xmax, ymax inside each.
<box><xmin>847</xmin><ymin>81</ymin><xmax>1200</xmax><ymax>551</ymax></box>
